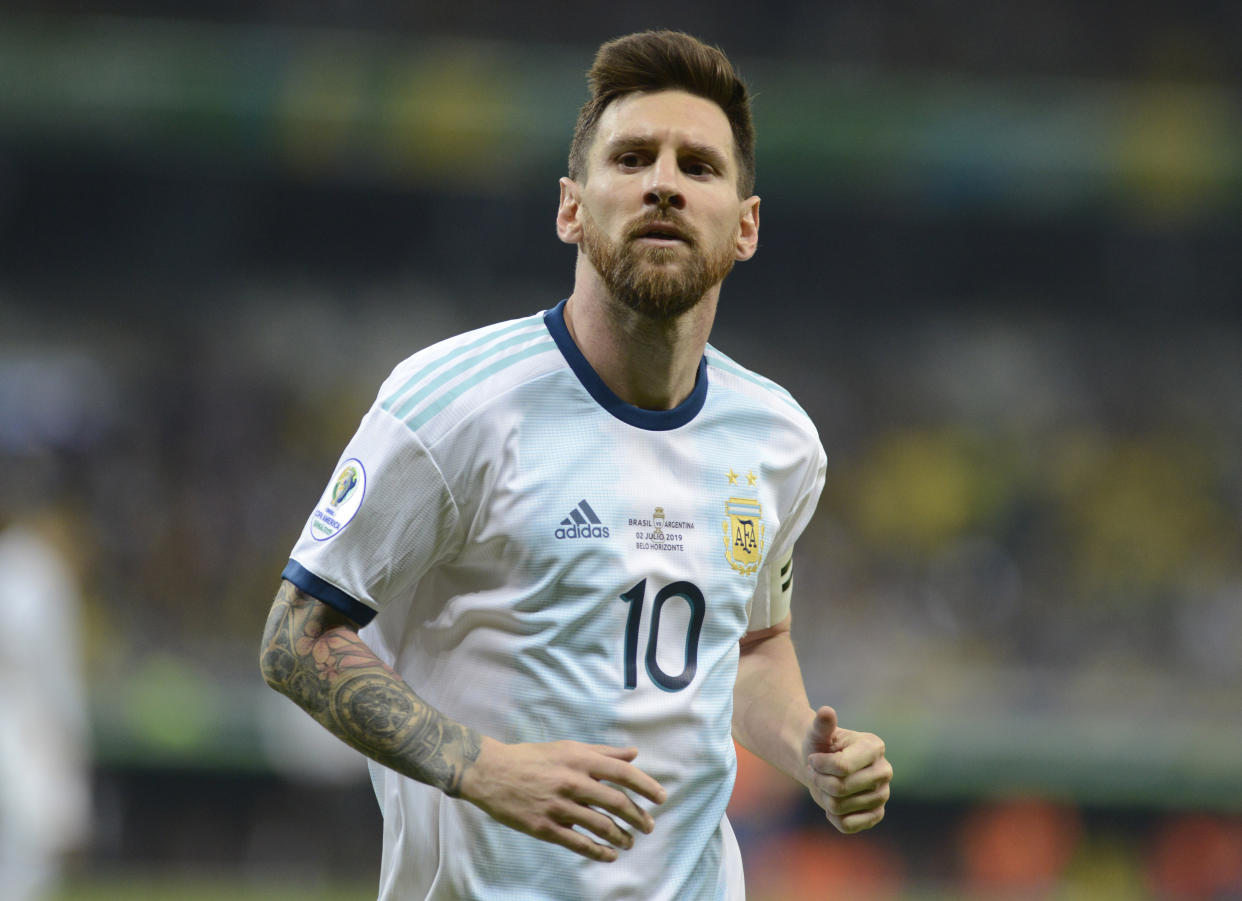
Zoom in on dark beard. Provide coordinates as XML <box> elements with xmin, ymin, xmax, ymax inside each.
<box><xmin>582</xmin><ymin>214</ymin><xmax>736</xmax><ymax>321</ymax></box>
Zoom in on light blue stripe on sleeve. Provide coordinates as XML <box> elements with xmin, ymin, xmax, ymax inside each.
<box><xmin>389</xmin><ymin>327</ymin><xmax>550</xmax><ymax>419</ymax></box>
<box><xmin>705</xmin><ymin>349</ymin><xmax>803</xmax><ymax>413</ymax></box>
<box><xmin>403</xmin><ymin>340</ymin><xmax>558</xmax><ymax>432</ymax></box>
<box><xmin>380</xmin><ymin>316</ymin><xmax>544</xmax><ymax>414</ymax></box>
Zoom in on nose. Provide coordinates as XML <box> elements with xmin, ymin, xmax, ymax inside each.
<box><xmin>643</xmin><ymin>152</ymin><xmax>685</xmax><ymax>211</ymax></box>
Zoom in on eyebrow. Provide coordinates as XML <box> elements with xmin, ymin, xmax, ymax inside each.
<box><xmin>604</xmin><ymin>135</ymin><xmax>732</xmax><ymax>174</ymax></box>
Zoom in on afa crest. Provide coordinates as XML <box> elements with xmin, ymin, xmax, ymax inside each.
<box><xmin>722</xmin><ymin>495</ymin><xmax>765</xmax><ymax>575</ymax></box>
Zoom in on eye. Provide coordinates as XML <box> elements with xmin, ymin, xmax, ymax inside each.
<box><xmin>682</xmin><ymin>159</ymin><xmax>714</xmax><ymax>178</ymax></box>
<box><xmin>618</xmin><ymin>152</ymin><xmax>646</xmax><ymax>169</ymax></box>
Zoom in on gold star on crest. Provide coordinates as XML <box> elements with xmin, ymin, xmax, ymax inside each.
<box><xmin>747</xmin><ymin>470</ymin><xmax>758</xmax><ymax>487</ymax></box>
<box><xmin>726</xmin><ymin>468</ymin><xmax>739</xmax><ymax>485</ymax></box>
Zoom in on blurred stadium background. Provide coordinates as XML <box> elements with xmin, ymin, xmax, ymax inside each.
<box><xmin>2</xmin><ymin>2</ymin><xmax>1241</xmax><ymax>899</ymax></box>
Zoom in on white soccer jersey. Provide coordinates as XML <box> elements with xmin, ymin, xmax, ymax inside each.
<box><xmin>284</xmin><ymin>301</ymin><xmax>827</xmax><ymax>901</ymax></box>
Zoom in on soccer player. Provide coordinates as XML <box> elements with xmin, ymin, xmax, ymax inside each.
<box><xmin>260</xmin><ymin>30</ymin><xmax>892</xmax><ymax>900</ymax></box>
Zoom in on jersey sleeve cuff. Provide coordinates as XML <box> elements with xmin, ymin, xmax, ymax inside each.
<box><xmin>281</xmin><ymin>559</ymin><xmax>378</xmax><ymax>627</ymax></box>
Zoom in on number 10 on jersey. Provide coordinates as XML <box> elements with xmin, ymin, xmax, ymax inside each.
<box><xmin>619</xmin><ymin>579</ymin><xmax>706</xmax><ymax>692</ymax></box>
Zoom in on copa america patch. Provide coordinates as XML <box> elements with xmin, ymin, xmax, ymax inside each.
<box><xmin>310</xmin><ymin>458</ymin><xmax>366</xmax><ymax>541</ymax></box>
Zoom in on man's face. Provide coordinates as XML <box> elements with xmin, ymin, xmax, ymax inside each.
<box><xmin>565</xmin><ymin>90</ymin><xmax>759</xmax><ymax>320</ymax></box>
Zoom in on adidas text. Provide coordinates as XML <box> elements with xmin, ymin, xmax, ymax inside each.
<box><xmin>555</xmin><ymin>523</ymin><xmax>610</xmax><ymax>540</ymax></box>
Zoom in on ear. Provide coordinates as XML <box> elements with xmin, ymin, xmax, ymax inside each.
<box><xmin>557</xmin><ymin>177</ymin><xmax>584</xmax><ymax>245</ymax></box>
<box><xmin>734</xmin><ymin>195</ymin><xmax>760</xmax><ymax>261</ymax></box>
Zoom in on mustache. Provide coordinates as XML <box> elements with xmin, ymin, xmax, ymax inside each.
<box><xmin>625</xmin><ymin>212</ymin><xmax>696</xmax><ymax>245</ymax></box>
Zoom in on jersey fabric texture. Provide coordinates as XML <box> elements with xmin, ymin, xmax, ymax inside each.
<box><xmin>283</xmin><ymin>300</ymin><xmax>827</xmax><ymax>901</ymax></box>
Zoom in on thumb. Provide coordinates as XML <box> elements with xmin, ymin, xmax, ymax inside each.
<box><xmin>806</xmin><ymin>705</ymin><xmax>838</xmax><ymax>751</ymax></box>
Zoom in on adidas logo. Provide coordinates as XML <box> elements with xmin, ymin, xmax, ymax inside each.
<box><xmin>555</xmin><ymin>499</ymin><xmax>611</xmax><ymax>540</ymax></box>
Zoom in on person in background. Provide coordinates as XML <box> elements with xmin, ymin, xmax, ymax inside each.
<box><xmin>0</xmin><ymin>505</ymin><xmax>91</xmax><ymax>900</ymax></box>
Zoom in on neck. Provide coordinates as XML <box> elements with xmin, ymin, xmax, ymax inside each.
<box><xmin>564</xmin><ymin>260</ymin><xmax>719</xmax><ymax>411</ymax></box>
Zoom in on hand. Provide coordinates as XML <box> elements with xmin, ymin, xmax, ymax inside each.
<box><xmin>802</xmin><ymin>705</ymin><xmax>892</xmax><ymax>833</ymax></box>
<box><xmin>459</xmin><ymin>737</ymin><xmax>668</xmax><ymax>862</ymax></box>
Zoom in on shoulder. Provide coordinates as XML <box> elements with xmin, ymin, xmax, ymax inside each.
<box><xmin>371</xmin><ymin>309</ymin><xmax>564</xmax><ymax>445</ymax></box>
<box><xmin>705</xmin><ymin>344</ymin><xmax>819</xmax><ymax>438</ymax></box>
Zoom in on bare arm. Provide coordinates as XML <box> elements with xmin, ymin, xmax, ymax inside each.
<box><xmin>733</xmin><ymin>613</ymin><xmax>891</xmax><ymax>833</ymax></box>
<box><xmin>259</xmin><ymin>579</ymin><xmax>666</xmax><ymax>860</ymax></box>
<box><xmin>259</xmin><ymin>578</ymin><xmax>482</xmax><ymax>795</ymax></box>
<box><xmin>732</xmin><ymin>614</ymin><xmax>816</xmax><ymax>782</ymax></box>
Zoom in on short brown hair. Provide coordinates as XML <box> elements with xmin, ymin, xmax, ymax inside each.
<box><xmin>568</xmin><ymin>31</ymin><xmax>755</xmax><ymax>198</ymax></box>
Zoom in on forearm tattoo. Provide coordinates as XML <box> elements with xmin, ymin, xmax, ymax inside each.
<box><xmin>260</xmin><ymin>581</ymin><xmax>482</xmax><ymax>796</ymax></box>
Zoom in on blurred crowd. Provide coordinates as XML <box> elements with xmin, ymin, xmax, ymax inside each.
<box><xmin>4</xmin><ymin>266</ymin><xmax>1240</xmax><ymax>748</ymax></box>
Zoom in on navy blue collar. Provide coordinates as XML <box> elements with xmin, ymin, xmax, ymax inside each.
<box><xmin>543</xmin><ymin>299</ymin><xmax>708</xmax><ymax>431</ymax></box>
